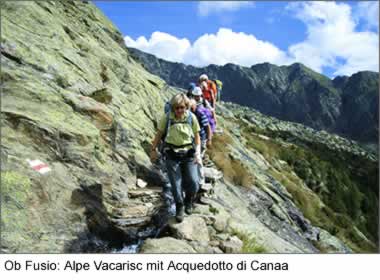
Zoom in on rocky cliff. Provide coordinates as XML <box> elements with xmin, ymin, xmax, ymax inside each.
<box><xmin>1</xmin><ymin>1</ymin><xmax>378</xmax><ymax>253</ymax></box>
<box><xmin>129</xmin><ymin>47</ymin><xmax>379</xmax><ymax>146</ymax></box>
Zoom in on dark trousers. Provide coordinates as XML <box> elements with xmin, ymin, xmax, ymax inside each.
<box><xmin>165</xmin><ymin>156</ymin><xmax>199</xmax><ymax>207</ymax></box>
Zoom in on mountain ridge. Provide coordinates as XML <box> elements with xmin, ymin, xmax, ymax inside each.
<box><xmin>128</xmin><ymin>47</ymin><xmax>379</xmax><ymax>144</ymax></box>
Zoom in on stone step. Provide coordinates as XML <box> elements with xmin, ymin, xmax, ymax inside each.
<box><xmin>200</xmin><ymin>183</ymin><xmax>213</xmax><ymax>192</ymax></box>
<box><xmin>128</xmin><ymin>188</ymin><xmax>162</xmax><ymax>198</ymax></box>
<box><xmin>112</xmin><ymin>216</ymin><xmax>151</xmax><ymax>227</ymax></box>
<box><xmin>203</xmin><ymin>167</ymin><xmax>223</xmax><ymax>181</ymax></box>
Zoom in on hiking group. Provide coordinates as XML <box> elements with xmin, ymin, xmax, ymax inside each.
<box><xmin>150</xmin><ymin>74</ymin><xmax>223</xmax><ymax>222</ymax></box>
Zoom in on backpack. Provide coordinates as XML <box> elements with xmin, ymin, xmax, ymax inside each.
<box><xmin>196</xmin><ymin>104</ymin><xmax>215</xmax><ymax>134</ymax></box>
<box><xmin>201</xmin><ymin>80</ymin><xmax>217</xmax><ymax>104</ymax></box>
<box><xmin>213</xmin><ymin>79</ymin><xmax>223</xmax><ymax>101</ymax></box>
<box><xmin>161</xmin><ymin>110</ymin><xmax>194</xmax><ymax>147</ymax></box>
<box><xmin>208</xmin><ymin>80</ymin><xmax>218</xmax><ymax>101</ymax></box>
<box><xmin>213</xmin><ymin>79</ymin><xmax>223</xmax><ymax>90</ymax></box>
<box><xmin>164</xmin><ymin>101</ymin><xmax>171</xmax><ymax>114</ymax></box>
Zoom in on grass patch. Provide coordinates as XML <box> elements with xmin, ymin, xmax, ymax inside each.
<box><xmin>230</xmin><ymin>229</ymin><xmax>267</xmax><ymax>253</ymax></box>
<box><xmin>1</xmin><ymin>171</ymin><xmax>32</xmax><ymax>250</ymax></box>
<box><xmin>208</xmin><ymin>132</ymin><xmax>255</xmax><ymax>188</ymax></box>
<box><xmin>269</xmin><ymin>167</ymin><xmax>377</xmax><ymax>252</ymax></box>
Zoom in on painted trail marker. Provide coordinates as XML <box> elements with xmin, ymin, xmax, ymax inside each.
<box><xmin>27</xmin><ymin>159</ymin><xmax>51</xmax><ymax>174</ymax></box>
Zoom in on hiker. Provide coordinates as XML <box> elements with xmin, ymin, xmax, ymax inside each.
<box><xmin>191</xmin><ymin>87</ymin><xmax>216</xmax><ymax>167</ymax></box>
<box><xmin>193</xmin><ymin>84</ymin><xmax>217</xmax><ymax>129</ymax></box>
<box><xmin>187</xmin><ymin>82</ymin><xmax>196</xmax><ymax>98</ymax></box>
<box><xmin>213</xmin><ymin>79</ymin><xmax>223</xmax><ymax>102</ymax></box>
<box><xmin>199</xmin><ymin>74</ymin><xmax>217</xmax><ymax>108</ymax></box>
<box><xmin>190</xmin><ymin>87</ymin><xmax>214</xmax><ymax>144</ymax></box>
<box><xmin>189</xmin><ymin>96</ymin><xmax>212</xmax><ymax>188</ymax></box>
<box><xmin>150</xmin><ymin>93</ymin><xmax>201</xmax><ymax>222</ymax></box>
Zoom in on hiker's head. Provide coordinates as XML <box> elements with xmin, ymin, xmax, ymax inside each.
<box><xmin>188</xmin><ymin>82</ymin><xmax>196</xmax><ymax>92</ymax></box>
<box><xmin>191</xmin><ymin>86</ymin><xmax>202</xmax><ymax>103</ymax></box>
<box><xmin>194</xmin><ymin>95</ymin><xmax>202</xmax><ymax>103</ymax></box>
<box><xmin>200</xmin><ymin>81</ymin><xmax>208</xmax><ymax>90</ymax></box>
<box><xmin>171</xmin><ymin>93</ymin><xmax>190</xmax><ymax>118</ymax></box>
<box><xmin>189</xmin><ymin>99</ymin><xmax>197</xmax><ymax>112</ymax></box>
<box><xmin>199</xmin><ymin>74</ymin><xmax>208</xmax><ymax>83</ymax></box>
<box><xmin>192</xmin><ymin>87</ymin><xmax>202</xmax><ymax>97</ymax></box>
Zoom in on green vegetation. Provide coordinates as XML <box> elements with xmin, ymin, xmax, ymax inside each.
<box><xmin>208</xmin><ymin>132</ymin><xmax>255</xmax><ymax>188</ymax></box>
<box><xmin>237</xmin><ymin>120</ymin><xmax>378</xmax><ymax>252</ymax></box>
<box><xmin>230</xmin><ymin>229</ymin><xmax>267</xmax><ymax>253</ymax></box>
<box><xmin>278</xmin><ymin>143</ymin><xmax>378</xmax><ymax>247</ymax></box>
<box><xmin>1</xmin><ymin>171</ymin><xmax>32</xmax><ymax>250</ymax></box>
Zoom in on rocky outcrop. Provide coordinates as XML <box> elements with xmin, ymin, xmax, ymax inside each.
<box><xmin>1</xmin><ymin>0</ymin><xmax>175</xmax><ymax>252</ymax></box>
<box><xmin>140</xmin><ymin>237</ymin><xmax>196</xmax><ymax>253</ymax></box>
<box><xmin>169</xmin><ymin>216</ymin><xmax>210</xmax><ymax>243</ymax></box>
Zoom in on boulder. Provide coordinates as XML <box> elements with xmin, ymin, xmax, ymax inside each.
<box><xmin>200</xmin><ymin>183</ymin><xmax>213</xmax><ymax>192</ymax></box>
<box><xmin>203</xmin><ymin>167</ymin><xmax>223</xmax><ymax>181</ymax></box>
<box><xmin>140</xmin><ymin>237</ymin><xmax>196</xmax><ymax>253</ymax></box>
<box><xmin>189</xmin><ymin>241</ymin><xmax>214</xmax><ymax>253</ymax></box>
<box><xmin>220</xmin><ymin>236</ymin><xmax>243</xmax><ymax>253</ymax></box>
<box><xmin>193</xmin><ymin>204</ymin><xmax>211</xmax><ymax>215</ymax></box>
<box><xmin>169</xmin><ymin>216</ymin><xmax>210</xmax><ymax>242</ymax></box>
<box><xmin>213</xmin><ymin>213</ymin><xmax>229</xmax><ymax>233</ymax></box>
<box><xmin>136</xmin><ymin>178</ymin><xmax>147</xmax><ymax>189</ymax></box>
<box><xmin>317</xmin><ymin>229</ymin><xmax>353</xmax><ymax>253</ymax></box>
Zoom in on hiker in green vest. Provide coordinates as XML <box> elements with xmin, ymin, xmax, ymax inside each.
<box><xmin>213</xmin><ymin>79</ymin><xmax>223</xmax><ymax>102</ymax></box>
<box><xmin>150</xmin><ymin>93</ymin><xmax>201</xmax><ymax>222</ymax></box>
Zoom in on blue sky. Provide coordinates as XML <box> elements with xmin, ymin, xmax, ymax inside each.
<box><xmin>94</xmin><ymin>1</ymin><xmax>379</xmax><ymax>77</ymax></box>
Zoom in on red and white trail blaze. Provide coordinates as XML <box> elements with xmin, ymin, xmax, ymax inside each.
<box><xmin>27</xmin><ymin>159</ymin><xmax>51</xmax><ymax>174</ymax></box>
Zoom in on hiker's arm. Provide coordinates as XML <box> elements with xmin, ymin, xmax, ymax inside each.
<box><xmin>194</xmin><ymin>132</ymin><xmax>202</xmax><ymax>164</ymax></box>
<box><xmin>212</xmin><ymin>109</ymin><xmax>217</xmax><ymax>125</ymax></box>
<box><xmin>195</xmin><ymin>132</ymin><xmax>200</xmax><ymax>146</ymax></box>
<box><xmin>151</xmin><ymin>130</ymin><xmax>163</xmax><ymax>151</ymax></box>
<box><xmin>150</xmin><ymin>130</ymin><xmax>163</xmax><ymax>162</ymax></box>
<box><xmin>206</xmin><ymin>125</ymin><xmax>212</xmax><ymax>148</ymax></box>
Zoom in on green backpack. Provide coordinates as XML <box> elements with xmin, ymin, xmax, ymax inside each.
<box><xmin>213</xmin><ymin>79</ymin><xmax>223</xmax><ymax>101</ymax></box>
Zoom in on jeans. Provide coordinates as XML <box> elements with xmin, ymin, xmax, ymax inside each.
<box><xmin>165</xmin><ymin>156</ymin><xmax>199</xmax><ymax>207</ymax></box>
<box><xmin>197</xmin><ymin>140</ymin><xmax>207</xmax><ymax>186</ymax></box>
<box><xmin>157</xmin><ymin>156</ymin><xmax>174</xmax><ymax>207</ymax></box>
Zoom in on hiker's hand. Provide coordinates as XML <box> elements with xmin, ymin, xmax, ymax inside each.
<box><xmin>194</xmin><ymin>154</ymin><xmax>202</xmax><ymax>165</ymax></box>
<box><xmin>150</xmin><ymin>149</ymin><xmax>158</xmax><ymax>162</ymax></box>
<box><xmin>194</xmin><ymin>145</ymin><xmax>202</xmax><ymax>164</ymax></box>
<box><xmin>206</xmin><ymin>139</ymin><xmax>212</xmax><ymax>149</ymax></box>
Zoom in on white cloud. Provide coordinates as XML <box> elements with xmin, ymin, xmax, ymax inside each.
<box><xmin>125</xmin><ymin>28</ymin><xmax>291</xmax><ymax>68</ymax></box>
<box><xmin>185</xmin><ymin>28</ymin><xmax>290</xmax><ymax>66</ymax></box>
<box><xmin>124</xmin><ymin>2</ymin><xmax>378</xmax><ymax>77</ymax></box>
<box><xmin>198</xmin><ymin>1</ymin><xmax>254</xmax><ymax>17</ymax></box>
<box><xmin>124</xmin><ymin>32</ymin><xmax>191</xmax><ymax>63</ymax></box>
<box><xmin>286</xmin><ymin>2</ymin><xmax>379</xmax><ymax>76</ymax></box>
<box><xmin>356</xmin><ymin>1</ymin><xmax>379</xmax><ymax>31</ymax></box>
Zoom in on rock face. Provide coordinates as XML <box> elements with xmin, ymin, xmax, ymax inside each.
<box><xmin>129</xmin><ymin>48</ymin><xmax>379</xmax><ymax>144</ymax></box>
<box><xmin>1</xmin><ymin>1</ymin><xmax>174</xmax><ymax>253</ymax></box>
<box><xmin>1</xmin><ymin>1</ymin><xmax>378</xmax><ymax>254</ymax></box>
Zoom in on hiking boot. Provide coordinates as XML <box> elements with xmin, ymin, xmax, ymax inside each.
<box><xmin>176</xmin><ymin>205</ymin><xmax>185</xmax><ymax>222</ymax></box>
<box><xmin>185</xmin><ymin>203</ymin><xmax>193</xmax><ymax>215</ymax></box>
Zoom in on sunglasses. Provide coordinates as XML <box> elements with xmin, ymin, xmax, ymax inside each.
<box><xmin>175</xmin><ymin>106</ymin><xmax>186</xmax><ymax>110</ymax></box>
